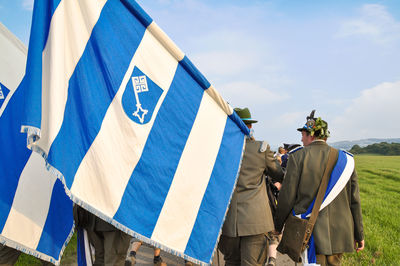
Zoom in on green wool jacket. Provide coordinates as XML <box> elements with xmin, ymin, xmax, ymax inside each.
<box><xmin>222</xmin><ymin>138</ymin><xmax>284</xmax><ymax>237</ymax></box>
<box><xmin>274</xmin><ymin>140</ymin><xmax>364</xmax><ymax>255</ymax></box>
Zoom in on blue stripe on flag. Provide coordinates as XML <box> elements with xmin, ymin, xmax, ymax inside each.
<box><xmin>22</xmin><ymin>0</ymin><xmax>62</xmax><ymax>128</ymax></box>
<box><xmin>0</xmin><ymin>84</ymin><xmax>30</xmax><ymax>232</ymax></box>
<box><xmin>228</xmin><ymin>113</ymin><xmax>250</xmax><ymax>137</ymax></box>
<box><xmin>121</xmin><ymin>0</ymin><xmax>153</xmax><ymax>28</ymax></box>
<box><xmin>184</xmin><ymin>117</ymin><xmax>245</xmax><ymax>263</ymax></box>
<box><xmin>113</xmin><ymin>63</ymin><xmax>204</xmax><ymax>238</ymax></box>
<box><xmin>36</xmin><ymin>179</ymin><xmax>74</xmax><ymax>259</ymax></box>
<box><xmin>46</xmin><ymin>0</ymin><xmax>147</xmax><ymax>188</ymax></box>
<box><xmin>180</xmin><ymin>56</ymin><xmax>211</xmax><ymax>91</ymax></box>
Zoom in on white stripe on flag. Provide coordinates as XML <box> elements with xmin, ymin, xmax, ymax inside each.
<box><xmin>38</xmin><ymin>0</ymin><xmax>107</xmax><ymax>154</ymax></box>
<box><xmin>71</xmin><ymin>27</ymin><xmax>178</xmax><ymax>217</ymax></box>
<box><xmin>0</xmin><ymin>23</ymin><xmax>26</xmax><ymax>91</ymax></box>
<box><xmin>147</xmin><ymin>22</ymin><xmax>184</xmax><ymax>62</ymax></box>
<box><xmin>1</xmin><ymin>152</ymin><xmax>57</xmax><ymax>249</ymax></box>
<box><xmin>205</xmin><ymin>85</ymin><xmax>234</xmax><ymax>116</ymax></box>
<box><xmin>151</xmin><ymin>92</ymin><xmax>227</xmax><ymax>252</ymax></box>
<box><xmin>0</xmin><ymin>22</ymin><xmax>26</xmax><ymax>117</ymax></box>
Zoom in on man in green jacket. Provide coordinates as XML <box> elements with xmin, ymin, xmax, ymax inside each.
<box><xmin>274</xmin><ymin>110</ymin><xmax>365</xmax><ymax>266</ymax></box>
<box><xmin>218</xmin><ymin>107</ymin><xmax>284</xmax><ymax>266</ymax></box>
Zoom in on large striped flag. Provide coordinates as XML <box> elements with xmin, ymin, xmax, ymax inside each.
<box><xmin>22</xmin><ymin>1</ymin><xmax>249</xmax><ymax>264</ymax></box>
<box><xmin>0</xmin><ymin>22</ymin><xmax>74</xmax><ymax>264</ymax></box>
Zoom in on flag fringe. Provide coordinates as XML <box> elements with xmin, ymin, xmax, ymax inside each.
<box><xmin>0</xmin><ymin>223</ymin><xmax>75</xmax><ymax>266</ymax></box>
<box><xmin>21</xmin><ymin>125</ymin><xmax>41</xmax><ymax>148</ymax></box>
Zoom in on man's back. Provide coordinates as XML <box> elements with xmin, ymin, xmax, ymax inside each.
<box><xmin>275</xmin><ymin>140</ymin><xmax>364</xmax><ymax>254</ymax></box>
<box><xmin>222</xmin><ymin>138</ymin><xmax>283</xmax><ymax>237</ymax></box>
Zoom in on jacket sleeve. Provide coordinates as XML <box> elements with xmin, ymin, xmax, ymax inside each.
<box><xmin>274</xmin><ymin>153</ymin><xmax>301</xmax><ymax>232</ymax></box>
<box><xmin>350</xmin><ymin>170</ymin><xmax>364</xmax><ymax>241</ymax></box>
<box><xmin>264</xmin><ymin>144</ymin><xmax>284</xmax><ymax>183</ymax></box>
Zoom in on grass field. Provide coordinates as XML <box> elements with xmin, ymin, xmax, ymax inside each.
<box><xmin>342</xmin><ymin>155</ymin><xmax>400</xmax><ymax>265</ymax></box>
<box><xmin>16</xmin><ymin>155</ymin><xmax>400</xmax><ymax>265</ymax></box>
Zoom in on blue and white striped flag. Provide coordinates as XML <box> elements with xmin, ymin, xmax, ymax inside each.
<box><xmin>296</xmin><ymin>150</ymin><xmax>355</xmax><ymax>265</ymax></box>
<box><xmin>0</xmin><ymin>22</ymin><xmax>74</xmax><ymax>265</ymax></box>
<box><xmin>22</xmin><ymin>0</ymin><xmax>249</xmax><ymax>264</ymax></box>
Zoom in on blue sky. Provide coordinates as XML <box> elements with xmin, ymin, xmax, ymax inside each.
<box><xmin>1</xmin><ymin>0</ymin><xmax>399</xmax><ymax>148</ymax></box>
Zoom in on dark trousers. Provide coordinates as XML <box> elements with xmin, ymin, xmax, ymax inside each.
<box><xmin>0</xmin><ymin>244</ymin><xmax>20</xmax><ymax>266</ymax></box>
<box><xmin>316</xmin><ymin>253</ymin><xmax>343</xmax><ymax>266</ymax></box>
<box><xmin>86</xmin><ymin>229</ymin><xmax>131</xmax><ymax>266</ymax></box>
<box><xmin>218</xmin><ymin>234</ymin><xmax>268</xmax><ymax>266</ymax></box>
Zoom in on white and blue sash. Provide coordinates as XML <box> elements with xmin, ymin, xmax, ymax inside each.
<box><xmin>295</xmin><ymin>150</ymin><xmax>355</xmax><ymax>265</ymax></box>
<box><xmin>77</xmin><ymin>228</ymin><xmax>93</xmax><ymax>266</ymax></box>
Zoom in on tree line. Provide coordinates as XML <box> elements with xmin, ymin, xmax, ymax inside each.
<box><xmin>349</xmin><ymin>142</ymin><xmax>400</xmax><ymax>155</ymax></box>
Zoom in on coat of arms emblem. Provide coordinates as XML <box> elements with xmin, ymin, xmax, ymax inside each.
<box><xmin>122</xmin><ymin>67</ymin><xmax>163</xmax><ymax>124</ymax></box>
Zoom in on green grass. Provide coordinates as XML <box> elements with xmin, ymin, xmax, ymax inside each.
<box><xmin>342</xmin><ymin>155</ymin><xmax>400</xmax><ymax>265</ymax></box>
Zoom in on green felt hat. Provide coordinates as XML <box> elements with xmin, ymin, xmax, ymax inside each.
<box><xmin>234</xmin><ymin>107</ymin><xmax>258</xmax><ymax>124</ymax></box>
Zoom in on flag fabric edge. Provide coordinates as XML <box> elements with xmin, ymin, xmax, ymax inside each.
<box><xmin>0</xmin><ymin>224</ymin><xmax>75</xmax><ymax>265</ymax></box>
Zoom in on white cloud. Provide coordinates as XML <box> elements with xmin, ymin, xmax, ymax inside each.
<box><xmin>331</xmin><ymin>81</ymin><xmax>400</xmax><ymax>141</ymax></box>
<box><xmin>22</xmin><ymin>0</ymin><xmax>34</xmax><ymax>11</ymax></box>
<box><xmin>335</xmin><ymin>4</ymin><xmax>400</xmax><ymax>45</ymax></box>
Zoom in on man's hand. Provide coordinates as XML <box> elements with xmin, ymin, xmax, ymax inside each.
<box><xmin>354</xmin><ymin>240</ymin><xmax>365</xmax><ymax>252</ymax></box>
<box><xmin>273</xmin><ymin>182</ymin><xmax>282</xmax><ymax>191</ymax></box>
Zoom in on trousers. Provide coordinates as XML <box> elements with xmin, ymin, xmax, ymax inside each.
<box><xmin>218</xmin><ymin>234</ymin><xmax>268</xmax><ymax>266</ymax></box>
<box><xmin>86</xmin><ymin>229</ymin><xmax>131</xmax><ymax>266</ymax></box>
<box><xmin>316</xmin><ymin>253</ymin><xmax>343</xmax><ymax>266</ymax></box>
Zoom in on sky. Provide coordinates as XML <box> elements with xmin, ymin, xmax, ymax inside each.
<box><xmin>0</xmin><ymin>0</ymin><xmax>399</xmax><ymax>149</ymax></box>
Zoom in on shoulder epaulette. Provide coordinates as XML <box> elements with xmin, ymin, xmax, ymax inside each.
<box><xmin>342</xmin><ymin>149</ymin><xmax>354</xmax><ymax>157</ymax></box>
<box><xmin>259</xmin><ymin>141</ymin><xmax>268</xmax><ymax>152</ymax></box>
<box><xmin>289</xmin><ymin>146</ymin><xmax>303</xmax><ymax>154</ymax></box>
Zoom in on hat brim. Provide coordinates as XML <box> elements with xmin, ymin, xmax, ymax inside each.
<box><xmin>243</xmin><ymin>119</ymin><xmax>258</xmax><ymax>124</ymax></box>
<box><xmin>297</xmin><ymin>127</ymin><xmax>308</xmax><ymax>132</ymax></box>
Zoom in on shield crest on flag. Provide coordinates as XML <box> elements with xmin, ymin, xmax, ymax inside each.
<box><xmin>0</xmin><ymin>82</ymin><xmax>10</xmax><ymax>116</ymax></box>
<box><xmin>122</xmin><ymin>67</ymin><xmax>163</xmax><ymax>124</ymax></box>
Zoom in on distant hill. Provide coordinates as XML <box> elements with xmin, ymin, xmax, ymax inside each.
<box><xmin>349</xmin><ymin>142</ymin><xmax>400</xmax><ymax>155</ymax></box>
<box><xmin>329</xmin><ymin>138</ymin><xmax>400</xmax><ymax>150</ymax></box>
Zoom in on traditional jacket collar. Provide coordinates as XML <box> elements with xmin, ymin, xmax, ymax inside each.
<box><xmin>309</xmin><ymin>139</ymin><xmax>327</xmax><ymax>146</ymax></box>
